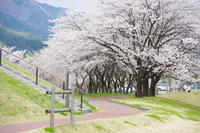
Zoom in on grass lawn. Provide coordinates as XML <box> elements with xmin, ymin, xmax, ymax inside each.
<box><xmin>114</xmin><ymin>92</ymin><xmax>200</xmax><ymax>122</ymax></box>
<box><xmin>0</xmin><ymin>71</ymin><xmax>67</xmax><ymax>125</ymax></box>
<box><xmin>158</xmin><ymin>92</ymin><xmax>200</xmax><ymax>107</ymax></box>
<box><xmin>24</xmin><ymin>92</ymin><xmax>200</xmax><ymax>133</ymax></box>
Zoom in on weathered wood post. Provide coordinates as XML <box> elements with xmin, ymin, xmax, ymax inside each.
<box><xmin>50</xmin><ymin>88</ymin><xmax>55</xmax><ymax>127</ymax></box>
<box><xmin>66</xmin><ymin>72</ymin><xmax>70</xmax><ymax>107</ymax></box>
<box><xmin>36</xmin><ymin>67</ymin><xmax>39</xmax><ymax>85</ymax></box>
<box><xmin>0</xmin><ymin>49</ymin><xmax>2</xmax><ymax>66</ymax></box>
<box><xmin>62</xmin><ymin>81</ymin><xmax>65</xmax><ymax>99</ymax></box>
<box><xmin>80</xmin><ymin>92</ymin><xmax>83</xmax><ymax>109</ymax></box>
<box><xmin>46</xmin><ymin>89</ymin><xmax>73</xmax><ymax>126</ymax></box>
<box><xmin>70</xmin><ymin>86</ymin><xmax>75</xmax><ymax>124</ymax></box>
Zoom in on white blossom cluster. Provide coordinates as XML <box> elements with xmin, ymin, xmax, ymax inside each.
<box><xmin>36</xmin><ymin>0</ymin><xmax>200</xmax><ymax>83</ymax></box>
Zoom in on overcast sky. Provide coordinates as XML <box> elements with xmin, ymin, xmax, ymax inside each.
<box><xmin>35</xmin><ymin>0</ymin><xmax>94</xmax><ymax>11</ymax></box>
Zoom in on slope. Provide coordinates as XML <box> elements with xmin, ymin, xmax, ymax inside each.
<box><xmin>0</xmin><ymin>71</ymin><xmax>64</xmax><ymax>125</ymax></box>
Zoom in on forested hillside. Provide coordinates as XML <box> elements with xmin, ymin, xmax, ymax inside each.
<box><xmin>0</xmin><ymin>0</ymin><xmax>67</xmax><ymax>52</ymax></box>
<box><xmin>0</xmin><ymin>25</ymin><xmax>47</xmax><ymax>52</ymax></box>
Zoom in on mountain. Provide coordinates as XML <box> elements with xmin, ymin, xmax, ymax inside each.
<box><xmin>0</xmin><ymin>0</ymin><xmax>67</xmax><ymax>52</ymax></box>
<box><xmin>0</xmin><ymin>24</ymin><xmax>47</xmax><ymax>52</ymax></box>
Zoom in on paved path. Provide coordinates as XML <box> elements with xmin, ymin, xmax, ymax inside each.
<box><xmin>0</xmin><ymin>96</ymin><xmax>143</xmax><ymax>133</ymax></box>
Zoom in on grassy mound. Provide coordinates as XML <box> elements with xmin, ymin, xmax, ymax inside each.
<box><xmin>159</xmin><ymin>92</ymin><xmax>200</xmax><ymax>107</ymax></box>
<box><xmin>114</xmin><ymin>92</ymin><xmax>200</xmax><ymax>122</ymax></box>
<box><xmin>0</xmin><ymin>71</ymin><xmax>64</xmax><ymax>125</ymax></box>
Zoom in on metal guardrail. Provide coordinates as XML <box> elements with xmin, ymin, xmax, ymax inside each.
<box><xmin>0</xmin><ymin>48</ymin><xmax>65</xmax><ymax>91</ymax></box>
<box><xmin>0</xmin><ymin>48</ymin><xmax>86</xmax><ymax>108</ymax></box>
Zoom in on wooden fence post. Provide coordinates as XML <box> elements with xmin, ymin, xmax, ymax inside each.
<box><xmin>62</xmin><ymin>81</ymin><xmax>65</xmax><ymax>99</ymax></box>
<box><xmin>80</xmin><ymin>92</ymin><xmax>83</xmax><ymax>109</ymax></box>
<box><xmin>70</xmin><ymin>87</ymin><xmax>75</xmax><ymax>124</ymax></box>
<box><xmin>50</xmin><ymin>88</ymin><xmax>55</xmax><ymax>127</ymax></box>
<box><xmin>66</xmin><ymin>72</ymin><xmax>70</xmax><ymax>107</ymax></box>
<box><xmin>36</xmin><ymin>67</ymin><xmax>39</xmax><ymax>85</ymax></box>
<box><xmin>46</xmin><ymin>89</ymin><xmax>73</xmax><ymax>126</ymax></box>
<box><xmin>0</xmin><ymin>49</ymin><xmax>2</xmax><ymax>66</ymax></box>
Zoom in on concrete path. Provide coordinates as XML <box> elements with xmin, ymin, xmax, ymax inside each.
<box><xmin>0</xmin><ymin>96</ymin><xmax>143</xmax><ymax>133</ymax></box>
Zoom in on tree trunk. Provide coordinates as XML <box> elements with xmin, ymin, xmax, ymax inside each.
<box><xmin>88</xmin><ymin>76</ymin><xmax>93</xmax><ymax>93</ymax></box>
<box><xmin>149</xmin><ymin>76</ymin><xmax>161</xmax><ymax>96</ymax></box>
<box><xmin>136</xmin><ymin>82</ymin><xmax>143</xmax><ymax>97</ymax></box>
<box><xmin>143</xmin><ymin>79</ymin><xmax>149</xmax><ymax>96</ymax></box>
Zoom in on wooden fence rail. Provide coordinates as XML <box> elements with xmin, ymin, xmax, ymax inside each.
<box><xmin>46</xmin><ymin>88</ymin><xmax>75</xmax><ymax>127</ymax></box>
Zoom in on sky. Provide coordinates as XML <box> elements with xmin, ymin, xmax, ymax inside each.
<box><xmin>35</xmin><ymin>0</ymin><xmax>94</xmax><ymax>11</ymax></box>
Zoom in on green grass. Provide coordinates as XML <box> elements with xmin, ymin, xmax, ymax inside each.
<box><xmin>114</xmin><ymin>93</ymin><xmax>200</xmax><ymax>122</ymax></box>
<box><xmin>0</xmin><ymin>71</ymin><xmax>65</xmax><ymax>125</ymax></box>
<box><xmin>159</xmin><ymin>92</ymin><xmax>200</xmax><ymax>107</ymax></box>
<box><xmin>81</xmin><ymin>92</ymin><xmax>134</xmax><ymax>98</ymax></box>
<box><xmin>123</xmin><ymin>120</ymin><xmax>138</xmax><ymax>127</ymax></box>
<box><xmin>44</xmin><ymin>127</ymin><xmax>55</xmax><ymax>133</ymax></box>
<box><xmin>146</xmin><ymin>114</ymin><xmax>166</xmax><ymax>122</ymax></box>
<box><xmin>74</xmin><ymin>94</ymin><xmax>98</xmax><ymax>112</ymax></box>
<box><xmin>2</xmin><ymin>58</ymin><xmax>61</xmax><ymax>90</ymax></box>
<box><xmin>2</xmin><ymin>58</ymin><xmax>99</xmax><ymax>117</ymax></box>
<box><xmin>83</xmin><ymin>100</ymin><xmax>97</xmax><ymax>111</ymax></box>
<box><xmin>2</xmin><ymin>59</ymin><xmax>34</xmax><ymax>78</ymax></box>
<box><xmin>93</xmin><ymin>125</ymin><xmax>105</xmax><ymax>130</ymax></box>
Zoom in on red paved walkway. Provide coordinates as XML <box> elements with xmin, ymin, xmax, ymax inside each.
<box><xmin>0</xmin><ymin>96</ymin><xmax>143</xmax><ymax>133</ymax></box>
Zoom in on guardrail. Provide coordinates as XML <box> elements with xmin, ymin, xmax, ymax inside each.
<box><xmin>0</xmin><ymin>48</ymin><xmax>85</xmax><ymax>108</ymax></box>
<box><xmin>0</xmin><ymin>48</ymin><xmax>65</xmax><ymax>92</ymax></box>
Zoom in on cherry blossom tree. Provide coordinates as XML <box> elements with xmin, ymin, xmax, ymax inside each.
<box><xmin>2</xmin><ymin>47</ymin><xmax>26</xmax><ymax>64</ymax></box>
<box><xmin>37</xmin><ymin>0</ymin><xmax>200</xmax><ymax>97</ymax></box>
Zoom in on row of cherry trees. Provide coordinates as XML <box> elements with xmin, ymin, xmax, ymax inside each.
<box><xmin>36</xmin><ymin>0</ymin><xmax>200</xmax><ymax>97</ymax></box>
<box><xmin>75</xmin><ymin>63</ymin><xmax>136</xmax><ymax>94</ymax></box>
